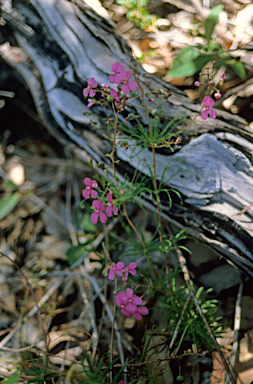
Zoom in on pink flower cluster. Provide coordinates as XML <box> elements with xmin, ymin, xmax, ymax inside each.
<box><xmin>116</xmin><ymin>288</ymin><xmax>148</xmax><ymax>320</ymax></box>
<box><xmin>108</xmin><ymin>262</ymin><xmax>148</xmax><ymax>320</ymax></box>
<box><xmin>109</xmin><ymin>62</ymin><xmax>137</xmax><ymax>94</ymax></box>
<box><xmin>108</xmin><ymin>262</ymin><xmax>137</xmax><ymax>281</ymax></box>
<box><xmin>82</xmin><ymin>62</ymin><xmax>137</xmax><ymax>110</ymax></box>
<box><xmin>82</xmin><ymin>178</ymin><xmax>118</xmax><ymax>224</ymax></box>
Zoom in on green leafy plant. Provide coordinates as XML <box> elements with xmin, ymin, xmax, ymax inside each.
<box><xmin>160</xmin><ymin>277</ymin><xmax>223</xmax><ymax>353</ymax></box>
<box><xmin>19</xmin><ymin>353</ymin><xmax>58</xmax><ymax>384</ymax></box>
<box><xmin>77</xmin><ymin>353</ymin><xmax>126</xmax><ymax>383</ymax></box>
<box><xmin>116</xmin><ymin>0</ymin><xmax>156</xmax><ymax>30</ymax></box>
<box><xmin>167</xmin><ymin>5</ymin><xmax>245</xmax><ymax>79</ymax></box>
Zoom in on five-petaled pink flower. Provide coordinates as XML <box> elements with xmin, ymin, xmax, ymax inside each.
<box><xmin>109</xmin><ymin>62</ymin><xmax>124</xmax><ymax>84</ymax></box>
<box><xmin>122</xmin><ymin>262</ymin><xmax>137</xmax><ymax>281</ymax></box>
<box><xmin>83</xmin><ymin>178</ymin><xmax>98</xmax><ymax>199</ymax></box>
<box><xmin>106</xmin><ymin>193</ymin><xmax>118</xmax><ymax>217</ymax></box>
<box><xmin>201</xmin><ymin>96</ymin><xmax>217</xmax><ymax>120</ymax></box>
<box><xmin>116</xmin><ymin>289</ymin><xmax>141</xmax><ymax>316</ymax></box>
<box><xmin>91</xmin><ymin>200</ymin><xmax>107</xmax><ymax>224</ymax></box>
<box><xmin>83</xmin><ymin>78</ymin><xmax>97</xmax><ymax>98</ymax></box>
<box><xmin>108</xmin><ymin>262</ymin><xmax>124</xmax><ymax>280</ymax></box>
<box><xmin>85</xmin><ymin>98</ymin><xmax>94</xmax><ymax>109</ymax></box>
<box><xmin>116</xmin><ymin>289</ymin><xmax>148</xmax><ymax>320</ymax></box>
<box><xmin>119</xmin><ymin>70</ymin><xmax>137</xmax><ymax>94</ymax></box>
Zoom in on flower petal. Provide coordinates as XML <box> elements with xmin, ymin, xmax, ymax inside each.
<box><xmin>203</xmin><ymin>96</ymin><xmax>214</xmax><ymax>108</ymax></box>
<box><xmin>112</xmin><ymin>206</ymin><xmax>118</xmax><ymax>215</ymax></box>
<box><xmin>89</xmin><ymin>89</ymin><xmax>96</xmax><ymax>97</ymax></box>
<box><xmin>126</xmin><ymin>288</ymin><xmax>133</xmax><ymax>298</ymax></box>
<box><xmin>122</xmin><ymin>84</ymin><xmax>130</xmax><ymax>94</ymax></box>
<box><xmin>109</xmin><ymin>74</ymin><xmax>115</xmax><ymax>83</ymax></box>
<box><xmin>209</xmin><ymin>108</ymin><xmax>217</xmax><ymax>118</ymax></box>
<box><xmin>132</xmin><ymin>311</ymin><xmax>142</xmax><ymax>320</ymax></box>
<box><xmin>83</xmin><ymin>88</ymin><xmax>89</xmax><ymax>97</ymax></box>
<box><xmin>108</xmin><ymin>268</ymin><xmax>115</xmax><ymax>280</ymax></box>
<box><xmin>129</xmin><ymin>81</ymin><xmax>137</xmax><ymax>91</ymax></box>
<box><xmin>99</xmin><ymin>212</ymin><xmax>107</xmax><ymax>223</ymax></box>
<box><xmin>125</xmin><ymin>70</ymin><xmax>132</xmax><ymax>80</ymax></box>
<box><xmin>84</xmin><ymin>178</ymin><xmax>92</xmax><ymax>187</ymax></box>
<box><xmin>93</xmin><ymin>200</ymin><xmax>101</xmax><ymax>209</ymax></box>
<box><xmin>82</xmin><ymin>189</ymin><xmax>90</xmax><ymax>199</ymax></box>
<box><xmin>90</xmin><ymin>189</ymin><xmax>98</xmax><ymax>199</ymax></box>
<box><xmin>106</xmin><ymin>206</ymin><xmax>112</xmax><ymax>217</ymax></box>
<box><xmin>137</xmin><ymin>306</ymin><xmax>148</xmax><ymax>315</ymax></box>
<box><xmin>201</xmin><ymin>109</ymin><xmax>208</xmax><ymax>120</ymax></box>
<box><xmin>107</xmin><ymin>193</ymin><xmax>113</xmax><ymax>204</ymax></box>
<box><xmin>91</xmin><ymin>212</ymin><xmax>98</xmax><ymax>224</ymax></box>
<box><xmin>117</xmin><ymin>262</ymin><xmax>124</xmax><ymax>269</ymax></box>
<box><xmin>121</xmin><ymin>307</ymin><xmax>131</xmax><ymax>316</ymax></box>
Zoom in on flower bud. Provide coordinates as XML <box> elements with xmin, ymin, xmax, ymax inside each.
<box><xmin>97</xmin><ymin>162</ymin><xmax>105</xmax><ymax>170</ymax></box>
<box><xmin>194</xmin><ymin>81</ymin><xmax>200</xmax><ymax>87</ymax></box>
<box><xmin>128</xmin><ymin>113</ymin><xmax>135</xmax><ymax>120</ymax></box>
<box><xmin>120</xmin><ymin>190</ymin><xmax>125</xmax><ymax>195</ymax></box>
<box><xmin>151</xmin><ymin>109</ymin><xmax>158</xmax><ymax>116</ymax></box>
<box><xmin>214</xmin><ymin>92</ymin><xmax>221</xmax><ymax>99</ymax></box>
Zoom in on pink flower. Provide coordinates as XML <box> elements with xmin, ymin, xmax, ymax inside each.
<box><xmin>109</xmin><ymin>62</ymin><xmax>124</xmax><ymax>84</ymax></box>
<box><xmin>83</xmin><ymin>78</ymin><xmax>97</xmax><ymax>97</ymax></box>
<box><xmin>108</xmin><ymin>262</ymin><xmax>124</xmax><ymax>280</ymax></box>
<box><xmin>106</xmin><ymin>193</ymin><xmax>118</xmax><ymax>217</ymax></box>
<box><xmin>194</xmin><ymin>81</ymin><xmax>200</xmax><ymax>87</ymax></box>
<box><xmin>201</xmin><ymin>96</ymin><xmax>217</xmax><ymax>120</ymax></box>
<box><xmin>85</xmin><ymin>98</ymin><xmax>94</xmax><ymax>109</ymax></box>
<box><xmin>116</xmin><ymin>289</ymin><xmax>148</xmax><ymax>320</ymax></box>
<box><xmin>122</xmin><ymin>262</ymin><xmax>137</xmax><ymax>281</ymax></box>
<box><xmin>116</xmin><ymin>289</ymin><xmax>142</xmax><ymax>314</ymax></box>
<box><xmin>83</xmin><ymin>178</ymin><xmax>98</xmax><ymax>199</ymax></box>
<box><xmin>120</xmin><ymin>190</ymin><xmax>125</xmax><ymax>195</ymax></box>
<box><xmin>91</xmin><ymin>200</ymin><xmax>107</xmax><ymax>224</ymax></box>
<box><xmin>221</xmin><ymin>72</ymin><xmax>226</xmax><ymax>80</ymax></box>
<box><xmin>131</xmin><ymin>306</ymin><xmax>149</xmax><ymax>320</ymax></box>
<box><xmin>119</xmin><ymin>70</ymin><xmax>137</xmax><ymax>95</ymax></box>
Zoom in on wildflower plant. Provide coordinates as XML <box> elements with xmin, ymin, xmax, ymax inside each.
<box><xmin>79</xmin><ymin>58</ymin><xmax>229</xmax><ymax>383</ymax></box>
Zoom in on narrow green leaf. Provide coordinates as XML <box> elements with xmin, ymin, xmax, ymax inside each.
<box><xmin>204</xmin><ymin>5</ymin><xmax>223</xmax><ymax>43</ymax></box>
<box><xmin>3</xmin><ymin>371</ymin><xmax>20</xmax><ymax>384</ymax></box>
<box><xmin>0</xmin><ymin>192</ymin><xmax>21</xmax><ymax>220</ymax></box>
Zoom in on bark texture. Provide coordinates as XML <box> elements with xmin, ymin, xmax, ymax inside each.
<box><xmin>1</xmin><ymin>0</ymin><xmax>253</xmax><ymax>276</ymax></box>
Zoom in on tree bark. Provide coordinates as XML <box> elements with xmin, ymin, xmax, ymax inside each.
<box><xmin>1</xmin><ymin>0</ymin><xmax>253</xmax><ymax>276</ymax></box>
